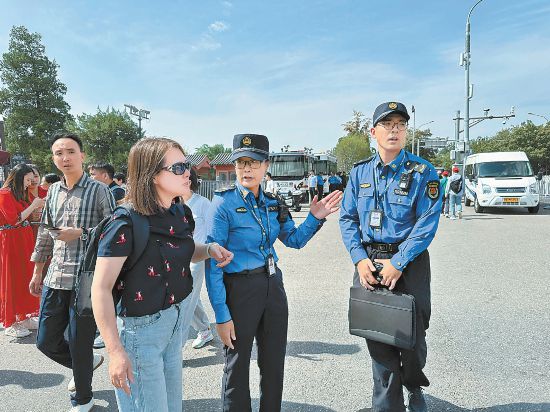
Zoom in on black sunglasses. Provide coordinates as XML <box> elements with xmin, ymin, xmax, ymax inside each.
<box><xmin>160</xmin><ymin>161</ymin><xmax>191</xmax><ymax>175</ymax></box>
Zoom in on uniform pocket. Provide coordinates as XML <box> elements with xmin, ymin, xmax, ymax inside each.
<box><xmin>388</xmin><ymin>196</ymin><xmax>413</xmax><ymax>220</ymax></box>
<box><xmin>357</xmin><ymin>187</ymin><xmax>375</xmax><ymax>214</ymax></box>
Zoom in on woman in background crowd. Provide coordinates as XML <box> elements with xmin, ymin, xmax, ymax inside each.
<box><xmin>0</xmin><ymin>164</ymin><xmax>44</xmax><ymax>337</ymax></box>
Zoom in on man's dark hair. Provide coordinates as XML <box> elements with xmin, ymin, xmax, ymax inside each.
<box><xmin>50</xmin><ymin>132</ymin><xmax>84</xmax><ymax>151</ymax></box>
<box><xmin>90</xmin><ymin>163</ymin><xmax>115</xmax><ymax>179</ymax></box>
<box><xmin>113</xmin><ymin>172</ymin><xmax>126</xmax><ymax>184</ymax></box>
<box><xmin>44</xmin><ymin>173</ymin><xmax>61</xmax><ymax>184</ymax></box>
<box><xmin>190</xmin><ymin>168</ymin><xmax>200</xmax><ymax>192</ymax></box>
<box><xmin>266</xmin><ymin>172</ymin><xmax>272</xmax><ymax>178</ymax></box>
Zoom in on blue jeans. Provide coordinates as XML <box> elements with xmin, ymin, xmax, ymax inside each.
<box><xmin>115</xmin><ymin>298</ymin><xmax>190</xmax><ymax>412</ymax></box>
<box><xmin>449</xmin><ymin>192</ymin><xmax>462</xmax><ymax>217</ymax></box>
<box><xmin>36</xmin><ymin>286</ymin><xmax>97</xmax><ymax>407</ymax></box>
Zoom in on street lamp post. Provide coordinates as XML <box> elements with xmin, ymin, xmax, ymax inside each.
<box><xmin>461</xmin><ymin>0</ymin><xmax>485</xmax><ymax>154</ymax></box>
<box><xmin>124</xmin><ymin>104</ymin><xmax>151</xmax><ymax>138</ymax></box>
<box><xmin>416</xmin><ymin>120</ymin><xmax>435</xmax><ymax>156</ymax></box>
<box><xmin>411</xmin><ymin>105</ymin><xmax>416</xmax><ymax>154</ymax></box>
<box><xmin>527</xmin><ymin>112</ymin><xmax>549</xmax><ymax>123</ymax></box>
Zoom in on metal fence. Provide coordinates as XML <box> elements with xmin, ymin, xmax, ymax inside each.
<box><xmin>539</xmin><ymin>176</ymin><xmax>550</xmax><ymax>200</ymax></box>
<box><xmin>197</xmin><ymin>180</ymin><xmax>225</xmax><ymax>200</ymax></box>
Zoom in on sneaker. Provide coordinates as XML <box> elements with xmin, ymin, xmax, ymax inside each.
<box><xmin>192</xmin><ymin>328</ymin><xmax>214</xmax><ymax>349</ymax></box>
<box><xmin>406</xmin><ymin>387</ymin><xmax>427</xmax><ymax>412</ymax></box>
<box><xmin>93</xmin><ymin>335</ymin><xmax>105</xmax><ymax>349</ymax></box>
<box><xmin>4</xmin><ymin>323</ymin><xmax>32</xmax><ymax>338</ymax></box>
<box><xmin>69</xmin><ymin>397</ymin><xmax>95</xmax><ymax>412</ymax></box>
<box><xmin>458</xmin><ymin>211</ymin><xmax>463</xmax><ymax>219</ymax></box>
<box><xmin>68</xmin><ymin>354</ymin><xmax>104</xmax><ymax>392</ymax></box>
<box><xmin>20</xmin><ymin>316</ymin><xmax>39</xmax><ymax>330</ymax></box>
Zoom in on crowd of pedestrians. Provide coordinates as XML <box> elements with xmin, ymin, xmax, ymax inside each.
<box><xmin>2</xmin><ymin>110</ymin><xmax>443</xmax><ymax>412</ymax></box>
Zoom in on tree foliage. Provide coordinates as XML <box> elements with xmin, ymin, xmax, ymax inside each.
<box><xmin>470</xmin><ymin>121</ymin><xmax>550</xmax><ymax>172</ymax></box>
<box><xmin>0</xmin><ymin>26</ymin><xmax>71</xmax><ymax>172</ymax></box>
<box><xmin>194</xmin><ymin>143</ymin><xmax>231</xmax><ymax>159</ymax></box>
<box><xmin>66</xmin><ymin>107</ymin><xmax>141</xmax><ymax>172</ymax></box>
<box><xmin>334</xmin><ymin>111</ymin><xmax>371</xmax><ymax>171</ymax></box>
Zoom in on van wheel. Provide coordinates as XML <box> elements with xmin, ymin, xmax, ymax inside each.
<box><xmin>474</xmin><ymin>198</ymin><xmax>483</xmax><ymax>213</ymax></box>
<box><xmin>464</xmin><ymin>197</ymin><xmax>471</xmax><ymax>207</ymax></box>
<box><xmin>528</xmin><ymin>205</ymin><xmax>539</xmax><ymax>214</ymax></box>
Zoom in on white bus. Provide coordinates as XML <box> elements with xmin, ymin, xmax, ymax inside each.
<box><xmin>268</xmin><ymin>151</ymin><xmax>314</xmax><ymax>194</ymax></box>
<box><xmin>463</xmin><ymin>151</ymin><xmax>540</xmax><ymax>213</ymax></box>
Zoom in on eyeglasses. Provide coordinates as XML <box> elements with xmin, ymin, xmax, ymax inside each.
<box><xmin>234</xmin><ymin>159</ymin><xmax>263</xmax><ymax>169</ymax></box>
<box><xmin>160</xmin><ymin>161</ymin><xmax>191</xmax><ymax>175</ymax></box>
<box><xmin>377</xmin><ymin>121</ymin><xmax>408</xmax><ymax>131</ymax></box>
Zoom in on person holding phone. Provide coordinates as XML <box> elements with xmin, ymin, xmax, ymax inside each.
<box><xmin>0</xmin><ymin>164</ymin><xmax>44</xmax><ymax>337</ymax></box>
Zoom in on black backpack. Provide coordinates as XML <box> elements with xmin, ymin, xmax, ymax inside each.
<box><xmin>449</xmin><ymin>177</ymin><xmax>462</xmax><ymax>193</ymax></box>
<box><xmin>74</xmin><ymin>204</ymin><xmax>150</xmax><ymax>317</ymax></box>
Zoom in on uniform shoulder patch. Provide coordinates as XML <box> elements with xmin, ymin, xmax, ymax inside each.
<box><xmin>215</xmin><ymin>184</ymin><xmax>236</xmax><ymax>194</ymax></box>
<box><xmin>426</xmin><ymin>180</ymin><xmax>440</xmax><ymax>200</ymax></box>
<box><xmin>263</xmin><ymin>191</ymin><xmax>277</xmax><ymax>200</ymax></box>
<box><xmin>353</xmin><ymin>155</ymin><xmax>375</xmax><ymax>168</ymax></box>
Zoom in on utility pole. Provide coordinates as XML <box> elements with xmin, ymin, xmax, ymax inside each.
<box><xmin>460</xmin><ymin>0</ymin><xmax>485</xmax><ymax>155</ymax></box>
<box><xmin>124</xmin><ymin>104</ymin><xmax>150</xmax><ymax>138</ymax></box>
<box><xmin>411</xmin><ymin>105</ymin><xmax>416</xmax><ymax>155</ymax></box>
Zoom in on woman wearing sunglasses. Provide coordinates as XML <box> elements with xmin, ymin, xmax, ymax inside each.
<box><xmin>206</xmin><ymin>134</ymin><xmax>343</xmax><ymax>411</ymax></box>
<box><xmin>91</xmin><ymin>137</ymin><xmax>233</xmax><ymax>412</ymax></box>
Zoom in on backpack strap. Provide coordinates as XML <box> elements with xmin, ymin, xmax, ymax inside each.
<box><xmin>117</xmin><ymin>204</ymin><xmax>150</xmax><ymax>271</ymax></box>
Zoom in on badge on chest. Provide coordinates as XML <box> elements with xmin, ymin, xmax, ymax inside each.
<box><xmin>369</xmin><ymin>209</ymin><xmax>383</xmax><ymax>229</ymax></box>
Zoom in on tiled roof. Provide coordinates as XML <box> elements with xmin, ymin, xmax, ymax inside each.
<box><xmin>210</xmin><ymin>152</ymin><xmax>233</xmax><ymax>165</ymax></box>
<box><xmin>186</xmin><ymin>153</ymin><xmax>208</xmax><ymax>166</ymax></box>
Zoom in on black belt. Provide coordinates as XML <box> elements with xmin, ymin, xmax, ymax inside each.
<box><xmin>225</xmin><ymin>265</ymin><xmax>269</xmax><ymax>277</ymax></box>
<box><xmin>363</xmin><ymin>242</ymin><xmax>401</xmax><ymax>253</ymax></box>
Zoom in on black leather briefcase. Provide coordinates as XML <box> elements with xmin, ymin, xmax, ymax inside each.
<box><xmin>348</xmin><ymin>284</ymin><xmax>416</xmax><ymax>350</ymax></box>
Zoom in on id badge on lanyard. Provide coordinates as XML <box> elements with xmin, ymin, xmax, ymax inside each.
<box><xmin>369</xmin><ymin>209</ymin><xmax>383</xmax><ymax>229</ymax></box>
<box><xmin>266</xmin><ymin>254</ymin><xmax>277</xmax><ymax>276</ymax></box>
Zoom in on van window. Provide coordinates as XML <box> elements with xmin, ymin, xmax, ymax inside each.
<box><xmin>477</xmin><ymin>161</ymin><xmax>533</xmax><ymax>178</ymax></box>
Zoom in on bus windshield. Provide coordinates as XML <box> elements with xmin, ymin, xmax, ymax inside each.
<box><xmin>315</xmin><ymin>160</ymin><xmax>337</xmax><ymax>175</ymax></box>
<box><xmin>477</xmin><ymin>161</ymin><xmax>533</xmax><ymax>178</ymax></box>
<box><xmin>269</xmin><ymin>155</ymin><xmax>308</xmax><ymax>179</ymax></box>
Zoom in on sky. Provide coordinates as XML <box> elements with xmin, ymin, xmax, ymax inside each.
<box><xmin>1</xmin><ymin>0</ymin><xmax>550</xmax><ymax>154</ymax></box>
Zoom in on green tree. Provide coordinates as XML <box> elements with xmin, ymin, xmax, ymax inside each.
<box><xmin>0</xmin><ymin>26</ymin><xmax>71</xmax><ymax>172</ymax></box>
<box><xmin>66</xmin><ymin>107</ymin><xmax>141</xmax><ymax>171</ymax></box>
<box><xmin>333</xmin><ymin>111</ymin><xmax>372</xmax><ymax>172</ymax></box>
<box><xmin>194</xmin><ymin>143</ymin><xmax>231</xmax><ymax>159</ymax></box>
<box><xmin>471</xmin><ymin>121</ymin><xmax>550</xmax><ymax>172</ymax></box>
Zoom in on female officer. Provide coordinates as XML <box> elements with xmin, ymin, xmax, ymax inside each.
<box><xmin>206</xmin><ymin>134</ymin><xmax>343</xmax><ymax>412</ymax></box>
<box><xmin>91</xmin><ymin>138</ymin><xmax>233</xmax><ymax>412</ymax></box>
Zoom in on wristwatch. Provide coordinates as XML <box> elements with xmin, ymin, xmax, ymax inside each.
<box><xmin>80</xmin><ymin>227</ymin><xmax>89</xmax><ymax>242</ymax></box>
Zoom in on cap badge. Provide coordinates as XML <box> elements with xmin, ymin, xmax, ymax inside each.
<box><xmin>242</xmin><ymin>136</ymin><xmax>252</xmax><ymax>146</ymax></box>
<box><xmin>388</xmin><ymin>102</ymin><xmax>398</xmax><ymax>109</ymax></box>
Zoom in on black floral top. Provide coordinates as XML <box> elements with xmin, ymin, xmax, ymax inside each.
<box><xmin>98</xmin><ymin>204</ymin><xmax>195</xmax><ymax>317</ymax></box>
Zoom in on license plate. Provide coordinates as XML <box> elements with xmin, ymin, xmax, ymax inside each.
<box><xmin>503</xmin><ymin>197</ymin><xmax>519</xmax><ymax>203</ymax></box>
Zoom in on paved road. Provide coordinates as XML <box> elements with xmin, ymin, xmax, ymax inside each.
<box><xmin>1</xmin><ymin>204</ymin><xmax>550</xmax><ymax>411</ymax></box>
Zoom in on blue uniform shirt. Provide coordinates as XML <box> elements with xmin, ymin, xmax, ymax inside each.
<box><xmin>206</xmin><ymin>182</ymin><xmax>325</xmax><ymax>323</ymax></box>
<box><xmin>328</xmin><ymin>175</ymin><xmax>340</xmax><ymax>185</ymax></box>
<box><xmin>339</xmin><ymin>149</ymin><xmax>441</xmax><ymax>271</ymax></box>
<box><xmin>316</xmin><ymin>175</ymin><xmax>324</xmax><ymax>186</ymax></box>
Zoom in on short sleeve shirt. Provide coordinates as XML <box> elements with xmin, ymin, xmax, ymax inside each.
<box><xmin>98</xmin><ymin>204</ymin><xmax>195</xmax><ymax>317</ymax></box>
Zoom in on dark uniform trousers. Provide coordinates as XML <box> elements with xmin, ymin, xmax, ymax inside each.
<box><xmin>356</xmin><ymin>247</ymin><xmax>431</xmax><ymax>412</ymax></box>
<box><xmin>222</xmin><ymin>267</ymin><xmax>288</xmax><ymax>412</ymax></box>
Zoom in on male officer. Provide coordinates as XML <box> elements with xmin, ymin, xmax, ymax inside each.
<box><xmin>339</xmin><ymin>102</ymin><xmax>441</xmax><ymax>412</ymax></box>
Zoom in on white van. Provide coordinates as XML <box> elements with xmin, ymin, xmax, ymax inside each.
<box><xmin>463</xmin><ymin>151</ymin><xmax>540</xmax><ymax>213</ymax></box>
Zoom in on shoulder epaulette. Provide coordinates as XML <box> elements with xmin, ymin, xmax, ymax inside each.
<box><xmin>264</xmin><ymin>191</ymin><xmax>277</xmax><ymax>200</ymax></box>
<box><xmin>214</xmin><ymin>184</ymin><xmax>236</xmax><ymax>194</ymax></box>
<box><xmin>353</xmin><ymin>155</ymin><xmax>375</xmax><ymax>168</ymax></box>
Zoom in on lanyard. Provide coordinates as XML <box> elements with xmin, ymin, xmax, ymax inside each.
<box><xmin>239</xmin><ymin>189</ymin><xmax>272</xmax><ymax>257</ymax></box>
<box><xmin>372</xmin><ymin>154</ymin><xmax>406</xmax><ymax>208</ymax></box>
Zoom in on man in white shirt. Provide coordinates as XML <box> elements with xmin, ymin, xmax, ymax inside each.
<box><xmin>264</xmin><ymin>172</ymin><xmax>275</xmax><ymax>194</ymax></box>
